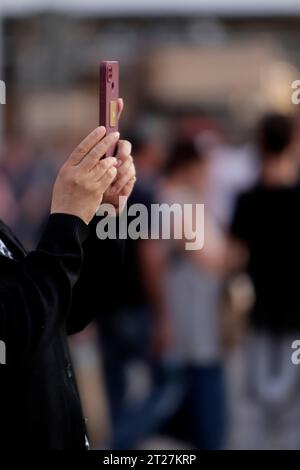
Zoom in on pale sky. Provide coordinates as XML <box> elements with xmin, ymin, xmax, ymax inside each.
<box><xmin>1</xmin><ymin>0</ymin><xmax>300</xmax><ymax>17</ymax></box>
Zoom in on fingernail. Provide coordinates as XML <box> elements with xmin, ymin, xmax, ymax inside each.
<box><xmin>113</xmin><ymin>131</ymin><xmax>120</xmax><ymax>139</ymax></box>
<box><xmin>110</xmin><ymin>186</ymin><xmax>117</xmax><ymax>194</ymax></box>
<box><xmin>116</xmin><ymin>158</ymin><xmax>122</xmax><ymax>167</ymax></box>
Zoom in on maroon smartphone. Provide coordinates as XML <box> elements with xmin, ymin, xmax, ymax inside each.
<box><xmin>99</xmin><ymin>60</ymin><xmax>119</xmax><ymax>157</ymax></box>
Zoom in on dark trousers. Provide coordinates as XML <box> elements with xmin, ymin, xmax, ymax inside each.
<box><xmin>185</xmin><ymin>364</ymin><xmax>226</xmax><ymax>450</ymax></box>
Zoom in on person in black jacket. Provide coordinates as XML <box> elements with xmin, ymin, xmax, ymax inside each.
<box><xmin>0</xmin><ymin>119</ymin><xmax>136</xmax><ymax>449</ymax></box>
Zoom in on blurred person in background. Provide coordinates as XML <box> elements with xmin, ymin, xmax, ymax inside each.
<box><xmin>209</xmin><ymin>142</ymin><xmax>259</xmax><ymax>229</ymax></box>
<box><xmin>230</xmin><ymin>113</ymin><xmax>300</xmax><ymax>449</ymax></box>
<box><xmin>159</xmin><ymin>139</ymin><xmax>228</xmax><ymax>450</ymax></box>
<box><xmin>0</xmin><ymin>172</ymin><xmax>18</xmax><ymax>227</ymax></box>
<box><xmin>0</xmin><ymin>134</ymin><xmax>58</xmax><ymax>248</ymax></box>
<box><xmin>173</xmin><ymin>114</ymin><xmax>259</xmax><ymax>229</ymax></box>
<box><xmin>96</xmin><ymin>121</ymin><xmax>176</xmax><ymax>450</ymax></box>
<box><xmin>0</xmin><ymin>135</ymin><xmax>32</xmax><ymax>230</ymax></box>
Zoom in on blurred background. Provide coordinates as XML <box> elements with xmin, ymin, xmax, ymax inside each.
<box><xmin>1</xmin><ymin>0</ymin><xmax>300</xmax><ymax>450</ymax></box>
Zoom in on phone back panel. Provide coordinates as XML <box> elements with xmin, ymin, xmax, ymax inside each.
<box><xmin>99</xmin><ymin>61</ymin><xmax>119</xmax><ymax>156</ymax></box>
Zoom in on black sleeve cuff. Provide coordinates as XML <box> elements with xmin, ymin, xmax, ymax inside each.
<box><xmin>37</xmin><ymin>214</ymin><xmax>90</xmax><ymax>253</ymax></box>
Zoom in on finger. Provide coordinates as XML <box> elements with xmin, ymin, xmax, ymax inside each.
<box><xmin>115</xmin><ymin>139</ymin><xmax>132</xmax><ymax>165</ymax></box>
<box><xmin>110</xmin><ymin>162</ymin><xmax>136</xmax><ymax>195</ymax></box>
<box><xmin>116</xmin><ymin>153</ymin><xmax>133</xmax><ymax>169</ymax></box>
<box><xmin>79</xmin><ymin>131</ymin><xmax>120</xmax><ymax>171</ymax></box>
<box><xmin>90</xmin><ymin>157</ymin><xmax>117</xmax><ymax>181</ymax></box>
<box><xmin>68</xmin><ymin>126</ymin><xmax>106</xmax><ymax>165</ymax></box>
<box><xmin>117</xmin><ymin>98</ymin><xmax>124</xmax><ymax>120</ymax></box>
<box><xmin>119</xmin><ymin>176</ymin><xmax>136</xmax><ymax>198</ymax></box>
<box><xmin>113</xmin><ymin>156</ymin><xmax>132</xmax><ymax>183</ymax></box>
<box><xmin>98</xmin><ymin>166</ymin><xmax>118</xmax><ymax>193</ymax></box>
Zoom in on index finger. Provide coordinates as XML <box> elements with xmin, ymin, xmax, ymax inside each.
<box><xmin>79</xmin><ymin>131</ymin><xmax>120</xmax><ymax>171</ymax></box>
<box><xmin>68</xmin><ymin>126</ymin><xmax>106</xmax><ymax>165</ymax></box>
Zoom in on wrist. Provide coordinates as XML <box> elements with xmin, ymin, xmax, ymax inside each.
<box><xmin>50</xmin><ymin>209</ymin><xmax>89</xmax><ymax>226</ymax></box>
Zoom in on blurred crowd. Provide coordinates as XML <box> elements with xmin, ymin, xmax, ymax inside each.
<box><xmin>2</xmin><ymin>108</ymin><xmax>300</xmax><ymax>449</ymax></box>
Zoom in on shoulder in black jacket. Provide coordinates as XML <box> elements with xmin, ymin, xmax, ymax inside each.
<box><xmin>0</xmin><ymin>213</ymin><xmax>121</xmax><ymax>449</ymax></box>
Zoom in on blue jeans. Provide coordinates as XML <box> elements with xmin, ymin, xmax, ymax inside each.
<box><xmin>99</xmin><ymin>310</ymin><xmax>226</xmax><ymax>450</ymax></box>
<box><xmin>185</xmin><ymin>363</ymin><xmax>226</xmax><ymax>450</ymax></box>
<box><xmin>99</xmin><ymin>308</ymin><xmax>185</xmax><ymax>449</ymax></box>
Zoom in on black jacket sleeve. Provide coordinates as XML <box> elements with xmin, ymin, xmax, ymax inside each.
<box><xmin>0</xmin><ymin>213</ymin><xmax>89</xmax><ymax>368</ymax></box>
<box><xmin>66</xmin><ymin>216</ymin><xmax>124</xmax><ymax>335</ymax></box>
